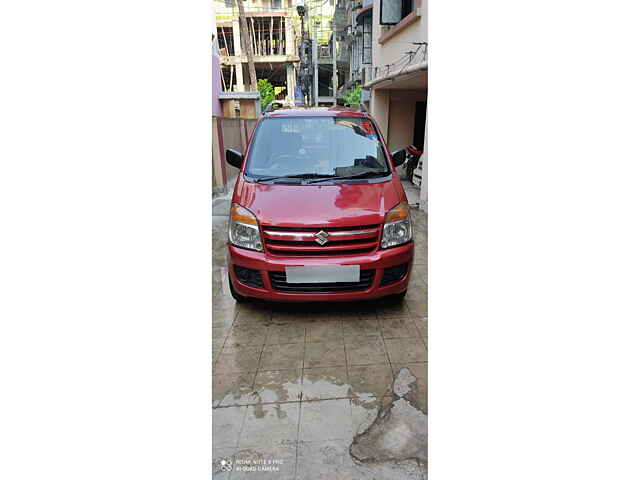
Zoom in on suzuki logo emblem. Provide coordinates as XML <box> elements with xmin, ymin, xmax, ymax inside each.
<box><xmin>314</xmin><ymin>230</ymin><xmax>329</xmax><ymax>245</ymax></box>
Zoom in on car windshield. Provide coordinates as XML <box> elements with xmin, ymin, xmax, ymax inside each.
<box><xmin>243</xmin><ymin>116</ymin><xmax>390</xmax><ymax>181</ymax></box>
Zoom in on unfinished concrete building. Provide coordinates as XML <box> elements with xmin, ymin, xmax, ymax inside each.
<box><xmin>215</xmin><ymin>0</ymin><xmax>300</xmax><ymax>100</ymax></box>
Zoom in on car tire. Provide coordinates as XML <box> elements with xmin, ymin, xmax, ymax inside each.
<box><xmin>228</xmin><ymin>275</ymin><xmax>247</xmax><ymax>303</ymax></box>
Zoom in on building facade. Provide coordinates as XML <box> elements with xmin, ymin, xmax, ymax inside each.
<box><xmin>334</xmin><ymin>0</ymin><xmax>373</xmax><ymax>99</ymax></box>
<box><xmin>214</xmin><ymin>0</ymin><xmax>300</xmax><ymax>100</ymax></box>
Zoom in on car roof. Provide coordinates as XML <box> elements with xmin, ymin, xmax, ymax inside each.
<box><xmin>263</xmin><ymin>106</ymin><xmax>371</xmax><ymax>118</ymax></box>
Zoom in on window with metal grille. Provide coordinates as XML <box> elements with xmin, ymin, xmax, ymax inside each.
<box><xmin>362</xmin><ymin>15</ymin><xmax>372</xmax><ymax>64</ymax></box>
<box><xmin>380</xmin><ymin>0</ymin><xmax>414</xmax><ymax>25</ymax></box>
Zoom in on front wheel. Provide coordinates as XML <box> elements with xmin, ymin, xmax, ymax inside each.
<box><xmin>228</xmin><ymin>275</ymin><xmax>247</xmax><ymax>303</ymax></box>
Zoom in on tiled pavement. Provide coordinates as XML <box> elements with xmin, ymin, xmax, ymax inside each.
<box><xmin>213</xmin><ymin>209</ymin><xmax>427</xmax><ymax>479</ymax></box>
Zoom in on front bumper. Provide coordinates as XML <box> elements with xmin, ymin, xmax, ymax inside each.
<box><xmin>228</xmin><ymin>242</ymin><xmax>413</xmax><ymax>302</ymax></box>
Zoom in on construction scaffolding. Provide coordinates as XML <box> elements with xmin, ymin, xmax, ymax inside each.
<box><xmin>217</xmin><ymin>26</ymin><xmax>235</xmax><ymax>56</ymax></box>
<box><xmin>246</xmin><ymin>16</ymin><xmax>288</xmax><ymax>57</ymax></box>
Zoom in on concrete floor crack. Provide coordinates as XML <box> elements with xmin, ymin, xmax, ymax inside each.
<box><xmin>349</xmin><ymin>367</ymin><xmax>427</xmax><ymax>466</ymax></box>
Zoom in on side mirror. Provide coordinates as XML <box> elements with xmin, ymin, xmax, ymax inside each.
<box><xmin>226</xmin><ymin>149</ymin><xmax>243</xmax><ymax>169</ymax></box>
<box><xmin>391</xmin><ymin>149</ymin><xmax>406</xmax><ymax>167</ymax></box>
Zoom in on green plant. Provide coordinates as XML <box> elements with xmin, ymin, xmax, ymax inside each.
<box><xmin>340</xmin><ymin>85</ymin><xmax>362</xmax><ymax>106</ymax></box>
<box><xmin>257</xmin><ymin>79</ymin><xmax>275</xmax><ymax>111</ymax></box>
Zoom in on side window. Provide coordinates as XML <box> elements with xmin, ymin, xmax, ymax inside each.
<box><xmin>401</xmin><ymin>0</ymin><xmax>414</xmax><ymax>19</ymax></box>
<box><xmin>380</xmin><ymin>0</ymin><xmax>414</xmax><ymax>25</ymax></box>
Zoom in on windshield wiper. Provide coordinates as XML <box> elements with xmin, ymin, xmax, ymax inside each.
<box><xmin>306</xmin><ymin>171</ymin><xmax>389</xmax><ymax>184</ymax></box>
<box><xmin>251</xmin><ymin>173</ymin><xmax>334</xmax><ymax>183</ymax></box>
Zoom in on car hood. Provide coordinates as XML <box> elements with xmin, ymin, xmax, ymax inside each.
<box><xmin>235</xmin><ymin>179</ymin><xmax>404</xmax><ymax>228</ymax></box>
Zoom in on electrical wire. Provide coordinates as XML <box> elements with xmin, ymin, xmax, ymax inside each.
<box><xmin>395</xmin><ymin>44</ymin><xmax>423</xmax><ymax>77</ymax></box>
<box><xmin>216</xmin><ymin>0</ymin><xmax>426</xmax><ymax>92</ymax></box>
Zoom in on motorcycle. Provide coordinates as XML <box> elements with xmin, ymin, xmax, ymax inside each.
<box><xmin>403</xmin><ymin>145</ymin><xmax>423</xmax><ymax>182</ymax></box>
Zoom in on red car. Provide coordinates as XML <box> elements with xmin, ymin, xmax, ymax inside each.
<box><xmin>225</xmin><ymin>107</ymin><xmax>413</xmax><ymax>303</ymax></box>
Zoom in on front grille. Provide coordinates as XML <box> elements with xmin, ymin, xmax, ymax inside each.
<box><xmin>264</xmin><ymin>224</ymin><xmax>379</xmax><ymax>232</ymax></box>
<box><xmin>262</xmin><ymin>224</ymin><xmax>381</xmax><ymax>257</ymax></box>
<box><xmin>234</xmin><ymin>266</ymin><xmax>264</xmax><ymax>289</ymax></box>
<box><xmin>267</xmin><ymin>238</ymin><xmax>372</xmax><ymax>246</ymax></box>
<box><xmin>269</xmin><ymin>269</ymin><xmax>375</xmax><ymax>293</ymax></box>
<box><xmin>380</xmin><ymin>263</ymin><xmax>409</xmax><ymax>286</ymax></box>
<box><xmin>267</xmin><ymin>248</ymin><xmax>374</xmax><ymax>256</ymax></box>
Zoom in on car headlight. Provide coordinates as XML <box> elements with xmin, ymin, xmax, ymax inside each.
<box><xmin>228</xmin><ymin>203</ymin><xmax>263</xmax><ymax>251</ymax></box>
<box><xmin>381</xmin><ymin>202</ymin><xmax>412</xmax><ymax>249</ymax></box>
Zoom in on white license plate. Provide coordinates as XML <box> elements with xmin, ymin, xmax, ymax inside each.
<box><xmin>285</xmin><ymin>265</ymin><xmax>360</xmax><ymax>284</ymax></box>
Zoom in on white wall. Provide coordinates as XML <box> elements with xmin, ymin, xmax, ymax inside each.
<box><xmin>386</xmin><ymin>89</ymin><xmax>426</xmax><ymax>151</ymax></box>
<box><xmin>371</xmin><ymin>0</ymin><xmax>427</xmax><ymax>73</ymax></box>
<box><xmin>370</xmin><ymin>88</ymin><xmax>390</xmax><ymax>140</ymax></box>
